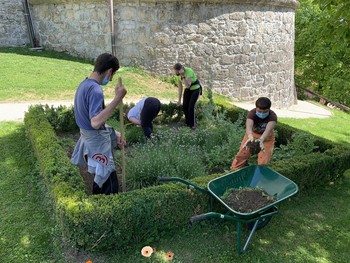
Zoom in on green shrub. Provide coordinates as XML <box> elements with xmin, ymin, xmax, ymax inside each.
<box><xmin>198</xmin><ymin>118</ymin><xmax>244</xmax><ymax>170</ymax></box>
<box><xmin>126</xmin><ymin>140</ymin><xmax>206</xmax><ymax>189</ymax></box>
<box><xmin>124</xmin><ymin>114</ymin><xmax>246</xmax><ymax>190</ymax></box>
<box><xmin>41</xmin><ymin>104</ymin><xmax>78</xmax><ymax>133</ymax></box>
<box><xmin>270</xmin><ymin>147</ymin><xmax>350</xmax><ymax>191</ymax></box>
<box><xmin>159</xmin><ymin>75</ymin><xmax>178</xmax><ymax>87</ymax></box>
<box><xmin>272</xmin><ymin>132</ymin><xmax>319</xmax><ymax>161</ymax></box>
<box><xmin>159</xmin><ymin>102</ymin><xmax>183</xmax><ymax>123</ymax></box>
<box><xmin>124</xmin><ymin>124</ymin><xmax>146</xmax><ymax>144</ymax></box>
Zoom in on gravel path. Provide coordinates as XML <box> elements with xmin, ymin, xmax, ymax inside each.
<box><xmin>0</xmin><ymin>99</ymin><xmax>331</xmax><ymax>121</ymax></box>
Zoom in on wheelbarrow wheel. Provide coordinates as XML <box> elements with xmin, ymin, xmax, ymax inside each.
<box><xmin>246</xmin><ymin>207</ymin><xmax>274</xmax><ymax>231</ymax></box>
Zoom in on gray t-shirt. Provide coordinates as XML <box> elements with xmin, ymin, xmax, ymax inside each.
<box><xmin>74</xmin><ymin>78</ymin><xmax>105</xmax><ymax>130</ymax></box>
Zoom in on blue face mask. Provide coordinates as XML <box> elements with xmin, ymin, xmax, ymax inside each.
<box><xmin>256</xmin><ymin>111</ymin><xmax>269</xmax><ymax>119</ymax></box>
<box><xmin>101</xmin><ymin>76</ymin><xmax>109</xmax><ymax>86</ymax></box>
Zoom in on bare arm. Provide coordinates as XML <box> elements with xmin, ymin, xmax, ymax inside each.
<box><xmin>177</xmin><ymin>79</ymin><xmax>183</xmax><ymax>105</ymax></box>
<box><xmin>91</xmin><ymin>83</ymin><xmax>127</xmax><ymax>129</ymax></box>
<box><xmin>260</xmin><ymin>121</ymin><xmax>276</xmax><ymax>141</ymax></box>
<box><xmin>182</xmin><ymin>76</ymin><xmax>192</xmax><ymax>89</ymax></box>
<box><xmin>245</xmin><ymin>118</ymin><xmax>254</xmax><ymax>137</ymax></box>
<box><xmin>128</xmin><ymin>116</ymin><xmax>141</xmax><ymax>125</ymax></box>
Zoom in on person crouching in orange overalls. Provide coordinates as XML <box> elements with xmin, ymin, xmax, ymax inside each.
<box><xmin>231</xmin><ymin>97</ymin><xmax>277</xmax><ymax>170</ymax></box>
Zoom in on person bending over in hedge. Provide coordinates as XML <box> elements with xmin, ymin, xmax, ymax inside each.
<box><xmin>71</xmin><ymin>53</ymin><xmax>127</xmax><ymax>195</ymax></box>
<box><xmin>127</xmin><ymin>97</ymin><xmax>161</xmax><ymax>138</ymax></box>
<box><xmin>173</xmin><ymin>63</ymin><xmax>202</xmax><ymax>130</ymax></box>
<box><xmin>230</xmin><ymin>97</ymin><xmax>277</xmax><ymax>170</ymax></box>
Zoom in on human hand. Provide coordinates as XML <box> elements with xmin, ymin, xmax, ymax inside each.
<box><xmin>243</xmin><ymin>134</ymin><xmax>254</xmax><ymax>149</ymax></box>
<box><xmin>115</xmin><ymin>77</ymin><xmax>127</xmax><ymax>100</ymax></box>
<box><xmin>117</xmin><ymin>139</ymin><xmax>126</xmax><ymax>149</ymax></box>
<box><xmin>116</xmin><ymin>130</ymin><xmax>126</xmax><ymax>149</ymax></box>
<box><xmin>177</xmin><ymin>101</ymin><xmax>181</xmax><ymax>106</ymax></box>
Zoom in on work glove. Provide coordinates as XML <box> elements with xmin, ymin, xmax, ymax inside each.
<box><xmin>243</xmin><ymin>134</ymin><xmax>255</xmax><ymax>150</ymax></box>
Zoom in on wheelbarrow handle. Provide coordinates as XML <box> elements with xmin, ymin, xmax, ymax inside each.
<box><xmin>190</xmin><ymin>214</ymin><xmax>208</xmax><ymax>223</ymax></box>
<box><xmin>158</xmin><ymin>177</ymin><xmax>209</xmax><ymax>194</ymax></box>
<box><xmin>191</xmin><ymin>212</ymin><xmax>236</xmax><ymax>223</ymax></box>
<box><xmin>158</xmin><ymin>177</ymin><xmax>174</xmax><ymax>182</ymax></box>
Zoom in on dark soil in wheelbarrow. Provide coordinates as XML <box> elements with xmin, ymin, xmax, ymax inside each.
<box><xmin>221</xmin><ymin>187</ymin><xmax>277</xmax><ymax>213</ymax></box>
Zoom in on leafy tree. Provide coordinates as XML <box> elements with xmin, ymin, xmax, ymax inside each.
<box><xmin>295</xmin><ymin>0</ymin><xmax>350</xmax><ymax>106</ymax></box>
<box><xmin>313</xmin><ymin>0</ymin><xmax>350</xmax><ymax>49</ymax></box>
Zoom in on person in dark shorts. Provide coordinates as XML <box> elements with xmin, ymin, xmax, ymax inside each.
<box><xmin>127</xmin><ymin>97</ymin><xmax>161</xmax><ymax>138</ymax></box>
<box><xmin>231</xmin><ymin>97</ymin><xmax>277</xmax><ymax>170</ymax></box>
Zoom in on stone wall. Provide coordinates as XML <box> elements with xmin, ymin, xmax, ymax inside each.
<box><xmin>30</xmin><ymin>0</ymin><xmax>110</xmax><ymax>59</ymax></box>
<box><xmin>0</xmin><ymin>0</ymin><xmax>29</xmax><ymax>46</ymax></box>
<box><xmin>113</xmin><ymin>2</ymin><xmax>299</xmax><ymax>106</ymax></box>
<box><xmin>2</xmin><ymin>0</ymin><xmax>300</xmax><ymax>107</ymax></box>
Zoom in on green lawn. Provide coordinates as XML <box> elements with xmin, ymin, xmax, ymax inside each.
<box><xmin>1</xmin><ymin>48</ymin><xmax>350</xmax><ymax>262</ymax></box>
<box><xmin>279</xmin><ymin>106</ymin><xmax>350</xmax><ymax>144</ymax></box>
<box><xmin>0</xmin><ymin>122</ymin><xmax>59</xmax><ymax>262</ymax></box>
<box><xmin>111</xmin><ymin>172</ymin><xmax>350</xmax><ymax>263</ymax></box>
<box><xmin>0</xmin><ymin>47</ymin><xmax>177</xmax><ymax>102</ymax></box>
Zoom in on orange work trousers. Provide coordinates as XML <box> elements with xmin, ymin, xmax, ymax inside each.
<box><xmin>230</xmin><ymin>131</ymin><xmax>275</xmax><ymax>170</ymax></box>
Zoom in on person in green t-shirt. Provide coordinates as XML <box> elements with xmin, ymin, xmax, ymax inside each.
<box><xmin>173</xmin><ymin>63</ymin><xmax>202</xmax><ymax>129</ymax></box>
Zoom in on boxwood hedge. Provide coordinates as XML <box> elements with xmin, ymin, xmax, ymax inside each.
<box><xmin>24</xmin><ymin>101</ymin><xmax>350</xmax><ymax>251</ymax></box>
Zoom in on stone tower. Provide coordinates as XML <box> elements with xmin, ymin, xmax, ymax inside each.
<box><xmin>2</xmin><ymin>0</ymin><xmax>300</xmax><ymax>107</ymax></box>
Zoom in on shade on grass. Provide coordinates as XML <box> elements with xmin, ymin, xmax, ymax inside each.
<box><xmin>0</xmin><ymin>122</ymin><xmax>58</xmax><ymax>262</ymax></box>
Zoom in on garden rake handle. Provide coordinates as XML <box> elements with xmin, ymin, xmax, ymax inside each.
<box><xmin>190</xmin><ymin>214</ymin><xmax>208</xmax><ymax>223</ymax></box>
<box><xmin>118</xmin><ymin>77</ymin><xmax>126</xmax><ymax>192</ymax></box>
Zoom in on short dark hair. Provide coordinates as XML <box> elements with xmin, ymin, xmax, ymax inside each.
<box><xmin>255</xmin><ymin>97</ymin><xmax>271</xmax><ymax>110</ymax></box>
<box><xmin>173</xmin><ymin>63</ymin><xmax>183</xmax><ymax>71</ymax></box>
<box><xmin>94</xmin><ymin>53</ymin><xmax>119</xmax><ymax>74</ymax></box>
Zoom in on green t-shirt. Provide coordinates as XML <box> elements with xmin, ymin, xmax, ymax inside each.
<box><xmin>184</xmin><ymin>67</ymin><xmax>200</xmax><ymax>90</ymax></box>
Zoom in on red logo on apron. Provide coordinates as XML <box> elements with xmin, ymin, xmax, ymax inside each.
<box><xmin>91</xmin><ymin>153</ymin><xmax>109</xmax><ymax>165</ymax></box>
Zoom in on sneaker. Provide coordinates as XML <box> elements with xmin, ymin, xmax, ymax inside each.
<box><xmin>191</xmin><ymin>125</ymin><xmax>196</xmax><ymax>130</ymax></box>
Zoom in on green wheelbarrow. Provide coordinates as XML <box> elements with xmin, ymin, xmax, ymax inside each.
<box><xmin>159</xmin><ymin>165</ymin><xmax>298</xmax><ymax>254</ymax></box>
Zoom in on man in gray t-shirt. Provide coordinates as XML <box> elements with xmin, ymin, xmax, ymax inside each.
<box><xmin>71</xmin><ymin>53</ymin><xmax>127</xmax><ymax>195</ymax></box>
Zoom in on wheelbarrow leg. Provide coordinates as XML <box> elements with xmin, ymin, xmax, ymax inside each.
<box><xmin>242</xmin><ymin>220</ymin><xmax>259</xmax><ymax>253</ymax></box>
<box><xmin>237</xmin><ymin>220</ymin><xmax>259</xmax><ymax>254</ymax></box>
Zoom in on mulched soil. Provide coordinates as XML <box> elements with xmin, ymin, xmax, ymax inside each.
<box><xmin>208</xmin><ymin>167</ymin><xmax>225</xmax><ymax>174</ymax></box>
<box><xmin>222</xmin><ymin>188</ymin><xmax>277</xmax><ymax>213</ymax></box>
<box><xmin>246</xmin><ymin>140</ymin><xmax>261</xmax><ymax>155</ymax></box>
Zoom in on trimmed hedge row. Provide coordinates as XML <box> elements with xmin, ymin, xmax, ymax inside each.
<box><xmin>24</xmin><ymin>105</ymin><xmax>214</xmax><ymax>250</ymax></box>
<box><xmin>24</xmin><ymin>102</ymin><xmax>350</xmax><ymax>251</ymax></box>
<box><xmin>270</xmin><ymin>147</ymin><xmax>350</xmax><ymax>190</ymax></box>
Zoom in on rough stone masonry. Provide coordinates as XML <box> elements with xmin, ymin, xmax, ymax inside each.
<box><xmin>0</xmin><ymin>0</ymin><xmax>29</xmax><ymax>46</ymax></box>
<box><xmin>1</xmin><ymin>0</ymin><xmax>300</xmax><ymax>107</ymax></box>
